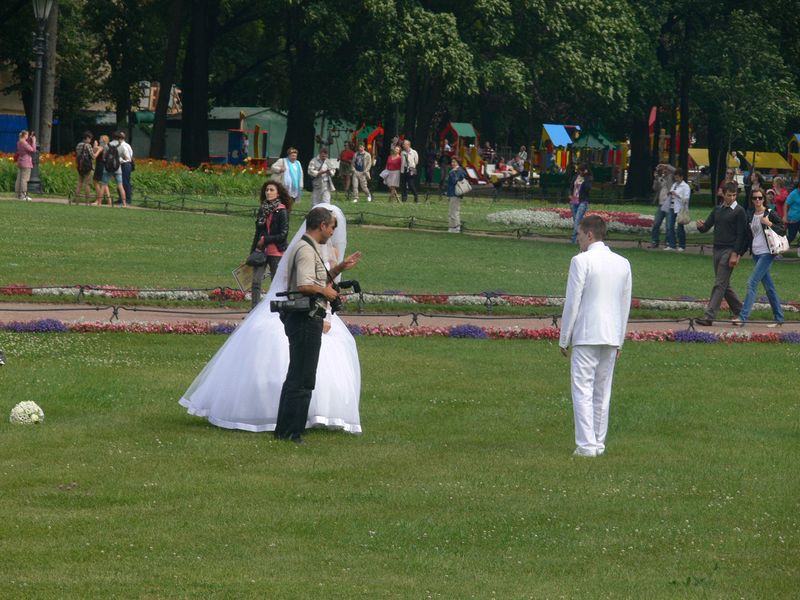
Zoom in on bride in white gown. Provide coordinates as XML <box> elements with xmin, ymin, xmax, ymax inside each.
<box><xmin>179</xmin><ymin>203</ymin><xmax>361</xmax><ymax>433</ymax></box>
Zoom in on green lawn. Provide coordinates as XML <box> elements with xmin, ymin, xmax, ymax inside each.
<box><xmin>1</xmin><ymin>199</ymin><xmax>798</xmax><ymax>306</ymax></box>
<box><xmin>0</xmin><ymin>333</ymin><xmax>797</xmax><ymax>598</ymax></box>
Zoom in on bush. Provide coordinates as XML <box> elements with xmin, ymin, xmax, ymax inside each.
<box><xmin>0</xmin><ymin>153</ymin><xmax>267</xmax><ymax>197</ymax></box>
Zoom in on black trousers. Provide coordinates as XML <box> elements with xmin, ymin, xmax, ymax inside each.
<box><xmin>274</xmin><ymin>311</ymin><xmax>324</xmax><ymax>440</ymax></box>
<box><xmin>401</xmin><ymin>170</ymin><xmax>418</xmax><ymax>202</ymax></box>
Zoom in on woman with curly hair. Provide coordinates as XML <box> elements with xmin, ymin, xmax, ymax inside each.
<box><xmin>250</xmin><ymin>180</ymin><xmax>292</xmax><ymax>308</ymax></box>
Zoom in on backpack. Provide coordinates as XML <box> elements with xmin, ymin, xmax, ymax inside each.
<box><xmin>104</xmin><ymin>144</ymin><xmax>120</xmax><ymax>173</ymax></box>
<box><xmin>76</xmin><ymin>143</ymin><xmax>93</xmax><ymax>175</ymax></box>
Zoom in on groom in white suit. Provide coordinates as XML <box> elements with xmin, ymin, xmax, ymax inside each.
<box><xmin>559</xmin><ymin>215</ymin><xmax>632</xmax><ymax>457</ymax></box>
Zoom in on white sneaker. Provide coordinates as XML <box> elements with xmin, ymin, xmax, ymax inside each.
<box><xmin>766</xmin><ymin>322</ymin><xmax>783</xmax><ymax>329</ymax></box>
<box><xmin>663</xmin><ymin>246</ymin><xmax>674</xmax><ymax>251</ymax></box>
<box><xmin>367</xmin><ymin>196</ymin><xmax>373</xmax><ymax>202</ymax></box>
<box><xmin>352</xmin><ymin>199</ymin><xmax>358</xmax><ymax>203</ymax></box>
<box><xmin>677</xmin><ymin>248</ymin><xmax>685</xmax><ymax>252</ymax></box>
<box><xmin>572</xmin><ymin>447</ymin><xmax>596</xmax><ymax>457</ymax></box>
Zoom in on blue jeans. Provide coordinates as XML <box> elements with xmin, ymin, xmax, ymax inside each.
<box><xmin>739</xmin><ymin>253</ymin><xmax>784</xmax><ymax>322</ymax></box>
<box><xmin>651</xmin><ymin>209</ymin><xmax>668</xmax><ymax>246</ymax></box>
<box><xmin>571</xmin><ymin>202</ymin><xmax>588</xmax><ymax>242</ymax></box>
<box><xmin>787</xmin><ymin>221</ymin><xmax>800</xmax><ymax>244</ymax></box>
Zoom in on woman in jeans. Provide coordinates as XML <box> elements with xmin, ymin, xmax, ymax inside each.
<box><xmin>15</xmin><ymin>130</ymin><xmax>36</xmax><ymax>200</ymax></box>
<box><xmin>250</xmin><ymin>181</ymin><xmax>292</xmax><ymax>308</ymax></box>
<box><xmin>446</xmin><ymin>158</ymin><xmax>467</xmax><ymax>233</ymax></box>
<box><xmin>735</xmin><ymin>191</ymin><xmax>785</xmax><ymax>327</ymax></box>
<box><xmin>569</xmin><ymin>164</ymin><xmax>592</xmax><ymax>243</ymax></box>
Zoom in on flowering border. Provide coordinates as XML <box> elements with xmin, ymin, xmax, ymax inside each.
<box><xmin>2</xmin><ymin>284</ymin><xmax>800</xmax><ymax>314</ymax></box>
<box><xmin>486</xmin><ymin>207</ymin><xmax>699</xmax><ymax>235</ymax></box>
<box><xmin>1</xmin><ymin>319</ymin><xmax>799</xmax><ymax>343</ymax></box>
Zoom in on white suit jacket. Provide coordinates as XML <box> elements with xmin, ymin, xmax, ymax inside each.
<box><xmin>559</xmin><ymin>242</ymin><xmax>632</xmax><ymax>349</ymax></box>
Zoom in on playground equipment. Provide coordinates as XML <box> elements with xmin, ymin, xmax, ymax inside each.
<box><xmin>539</xmin><ymin>124</ymin><xmax>580</xmax><ymax>172</ymax></box>
<box><xmin>438</xmin><ymin>121</ymin><xmax>489</xmax><ymax>185</ymax></box>
<box><xmin>226</xmin><ymin>127</ymin><xmax>268</xmax><ymax>167</ymax></box>
<box><xmin>788</xmin><ymin>134</ymin><xmax>800</xmax><ymax>173</ymax></box>
<box><xmin>573</xmin><ymin>130</ymin><xmax>624</xmax><ymax>183</ymax></box>
<box><xmin>352</xmin><ymin>124</ymin><xmax>384</xmax><ymax>154</ymax></box>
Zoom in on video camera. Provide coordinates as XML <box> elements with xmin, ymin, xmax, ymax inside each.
<box><xmin>329</xmin><ymin>280</ymin><xmax>361</xmax><ymax>314</ymax></box>
<box><xmin>269</xmin><ymin>280</ymin><xmax>361</xmax><ymax>316</ymax></box>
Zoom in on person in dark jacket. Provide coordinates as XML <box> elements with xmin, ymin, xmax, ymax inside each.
<box><xmin>694</xmin><ymin>181</ymin><xmax>748</xmax><ymax>325</ymax></box>
<box><xmin>250</xmin><ymin>181</ymin><xmax>292</xmax><ymax>308</ymax></box>
<box><xmin>735</xmin><ymin>191</ymin><xmax>786</xmax><ymax>327</ymax></box>
<box><xmin>446</xmin><ymin>158</ymin><xmax>467</xmax><ymax>233</ymax></box>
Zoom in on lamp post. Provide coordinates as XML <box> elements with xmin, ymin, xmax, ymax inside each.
<box><xmin>27</xmin><ymin>0</ymin><xmax>54</xmax><ymax>194</ymax></box>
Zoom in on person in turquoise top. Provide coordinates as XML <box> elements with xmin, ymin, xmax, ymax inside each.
<box><xmin>785</xmin><ymin>180</ymin><xmax>800</xmax><ymax>246</ymax></box>
<box><xmin>270</xmin><ymin>147</ymin><xmax>304</xmax><ymax>203</ymax></box>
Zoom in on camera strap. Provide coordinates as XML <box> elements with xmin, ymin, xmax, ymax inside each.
<box><xmin>301</xmin><ymin>235</ymin><xmax>335</xmax><ymax>285</ymax></box>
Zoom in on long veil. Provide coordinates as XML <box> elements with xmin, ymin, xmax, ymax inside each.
<box><xmin>179</xmin><ymin>202</ymin><xmax>361</xmax><ymax>433</ymax></box>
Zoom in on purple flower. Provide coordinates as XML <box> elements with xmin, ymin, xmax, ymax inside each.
<box><xmin>347</xmin><ymin>323</ymin><xmax>363</xmax><ymax>336</ymax></box>
<box><xmin>780</xmin><ymin>332</ymin><xmax>800</xmax><ymax>344</ymax></box>
<box><xmin>2</xmin><ymin>319</ymin><xmax>69</xmax><ymax>333</ymax></box>
<box><xmin>674</xmin><ymin>330</ymin><xmax>717</xmax><ymax>343</ymax></box>
<box><xmin>448</xmin><ymin>324</ymin><xmax>488</xmax><ymax>339</ymax></box>
<box><xmin>210</xmin><ymin>323</ymin><xmax>237</xmax><ymax>335</ymax></box>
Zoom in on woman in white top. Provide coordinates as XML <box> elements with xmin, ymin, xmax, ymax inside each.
<box><xmin>179</xmin><ymin>203</ymin><xmax>362</xmax><ymax>433</ymax></box>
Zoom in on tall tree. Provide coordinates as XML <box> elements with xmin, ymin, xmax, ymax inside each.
<box><xmin>150</xmin><ymin>0</ymin><xmax>184</xmax><ymax>159</ymax></box>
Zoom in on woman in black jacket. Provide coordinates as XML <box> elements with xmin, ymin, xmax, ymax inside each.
<box><xmin>736</xmin><ymin>191</ymin><xmax>785</xmax><ymax>326</ymax></box>
<box><xmin>250</xmin><ymin>181</ymin><xmax>292</xmax><ymax>308</ymax></box>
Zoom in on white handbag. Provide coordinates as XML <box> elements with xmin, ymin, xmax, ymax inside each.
<box><xmin>454</xmin><ymin>178</ymin><xmax>472</xmax><ymax>196</ymax></box>
<box><xmin>764</xmin><ymin>227</ymin><xmax>790</xmax><ymax>255</ymax></box>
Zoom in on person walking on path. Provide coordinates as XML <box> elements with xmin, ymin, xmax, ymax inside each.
<box><xmin>15</xmin><ymin>130</ymin><xmax>36</xmax><ymax>201</ymax></box>
<box><xmin>559</xmin><ymin>215</ymin><xmax>632</xmax><ymax>458</ymax></box>
<box><xmin>74</xmin><ymin>131</ymin><xmax>95</xmax><ymax>203</ymax></box>
<box><xmin>351</xmin><ymin>142</ymin><xmax>373</xmax><ymax>203</ymax></box>
<box><xmin>648</xmin><ymin>163</ymin><xmax>676</xmax><ymax>248</ymax></box>
<box><xmin>118</xmin><ymin>132</ymin><xmax>134</xmax><ymax>205</ymax></box>
<box><xmin>308</xmin><ymin>147</ymin><xmax>337</xmax><ymax>206</ymax></box>
<box><xmin>735</xmin><ymin>191</ymin><xmax>785</xmax><ymax>327</ymax></box>
<box><xmin>400</xmin><ymin>139</ymin><xmax>419</xmax><ymax>203</ymax></box>
<box><xmin>271</xmin><ymin>148</ymin><xmax>304</xmax><ymax>204</ymax></box>
<box><xmin>446</xmin><ymin>158</ymin><xmax>467</xmax><ymax>233</ymax></box>
<box><xmin>569</xmin><ymin>164</ymin><xmax>592</xmax><ymax>243</ymax></box>
<box><xmin>694</xmin><ymin>181</ymin><xmax>748</xmax><ymax>326</ymax></box>
<box><xmin>664</xmin><ymin>167</ymin><xmax>691</xmax><ymax>251</ymax></box>
<box><xmin>786</xmin><ymin>180</ymin><xmax>800</xmax><ymax>246</ymax></box>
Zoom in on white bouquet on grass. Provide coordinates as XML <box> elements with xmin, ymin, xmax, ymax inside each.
<box><xmin>9</xmin><ymin>401</ymin><xmax>44</xmax><ymax>425</ymax></box>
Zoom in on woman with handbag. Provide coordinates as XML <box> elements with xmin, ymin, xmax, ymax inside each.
<box><xmin>446</xmin><ymin>158</ymin><xmax>468</xmax><ymax>233</ymax></box>
<box><xmin>735</xmin><ymin>191</ymin><xmax>785</xmax><ymax>327</ymax></box>
<box><xmin>667</xmin><ymin>167</ymin><xmax>691</xmax><ymax>251</ymax></box>
<box><xmin>249</xmin><ymin>181</ymin><xmax>292</xmax><ymax>308</ymax></box>
<box><xmin>569</xmin><ymin>164</ymin><xmax>592</xmax><ymax>243</ymax></box>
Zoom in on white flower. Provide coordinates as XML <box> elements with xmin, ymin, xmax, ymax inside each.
<box><xmin>10</xmin><ymin>401</ymin><xmax>45</xmax><ymax>425</ymax></box>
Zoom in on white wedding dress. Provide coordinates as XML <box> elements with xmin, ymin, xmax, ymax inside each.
<box><xmin>179</xmin><ymin>203</ymin><xmax>361</xmax><ymax>433</ymax></box>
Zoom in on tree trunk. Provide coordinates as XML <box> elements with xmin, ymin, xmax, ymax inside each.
<box><xmin>180</xmin><ymin>0</ymin><xmax>218</xmax><ymax>167</ymax></box>
<box><xmin>678</xmin><ymin>69</ymin><xmax>690</xmax><ymax>175</ymax></box>
<box><xmin>40</xmin><ymin>1</ymin><xmax>58</xmax><ymax>153</ymax></box>
<box><xmin>707</xmin><ymin>114</ymin><xmax>725</xmax><ymax>207</ymax></box>
<box><xmin>150</xmin><ymin>0</ymin><xmax>184</xmax><ymax>159</ymax></box>
<box><xmin>624</xmin><ymin>112</ymin><xmax>653</xmax><ymax>201</ymax></box>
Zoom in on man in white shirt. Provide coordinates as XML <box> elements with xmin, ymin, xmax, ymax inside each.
<box><xmin>559</xmin><ymin>215</ymin><xmax>632</xmax><ymax>457</ymax></box>
<box><xmin>118</xmin><ymin>131</ymin><xmax>134</xmax><ymax>205</ymax></box>
<box><xmin>308</xmin><ymin>147</ymin><xmax>337</xmax><ymax>206</ymax></box>
<box><xmin>400</xmin><ymin>139</ymin><xmax>419</xmax><ymax>203</ymax></box>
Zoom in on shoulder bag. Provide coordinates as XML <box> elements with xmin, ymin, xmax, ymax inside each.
<box><xmin>763</xmin><ymin>226</ymin><xmax>790</xmax><ymax>255</ymax></box>
<box><xmin>676</xmin><ymin>205</ymin><xmax>691</xmax><ymax>225</ymax></box>
<box><xmin>455</xmin><ymin>178</ymin><xmax>472</xmax><ymax>197</ymax></box>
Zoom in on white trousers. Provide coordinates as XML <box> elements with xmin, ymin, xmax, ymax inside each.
<box><xmin>570</xmin><ymin>345</ymin><xmax>618</xmax><ymax>455</ymax></box>
<box><xmin>448</xmin><ymin>195</ymin><xmax>461</xmax><ymax>231</ymax></box>
<box><xmin>311</xmin><ymin>187</ymin><xmax>331</xmax><ymax>206</ymax></box>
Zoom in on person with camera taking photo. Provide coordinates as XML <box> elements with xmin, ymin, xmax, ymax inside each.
<box><xmin>273</xmin><ymin>207</ymin><xmax>362</xmax><ymax>443</ymax></box>
<box><xmin>180</xmin><ymin>204</ymin><xmax>363</xmax><ymax>437</ymax></box>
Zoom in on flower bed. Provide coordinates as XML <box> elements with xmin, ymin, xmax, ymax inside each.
<box><xmin>2</xmin><ymin>318</ymin><xmax>800</xmax><ymax>344</ymax></box>
<box><xmin>486</xmin><ymin>207</ymin><xmax>699</xmax><ymax>235</ymax></box>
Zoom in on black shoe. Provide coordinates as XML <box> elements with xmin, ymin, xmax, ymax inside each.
<box><xmin>647</xmin><ymin>243</ymin><xmax>658</xmax><ymax>249</ymax></box>
<box><xmin>695</xmin><ymin>318</ymin><xmax>713</xmax><ymax>326</ymax></box>
<box><xmin>291</xmin><ymin>436</ymin><xmax>305</xmax><ymax>445</ymax></box>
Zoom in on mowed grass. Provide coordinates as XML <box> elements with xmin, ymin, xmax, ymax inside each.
<box><xmin>0</xmin><ymin>332</ymin><xmax>798</xmax><ymax>598</ymax></box>
<box><xmin>2</xmin><ymin>199</ymin><xmax>799</xmax><ymax>304</ymax></box>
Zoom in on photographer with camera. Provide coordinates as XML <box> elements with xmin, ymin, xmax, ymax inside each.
<box><xmin>273</xmin><ymin>207</ymin><xmax>362</xmax><ymax>443</ymax></box>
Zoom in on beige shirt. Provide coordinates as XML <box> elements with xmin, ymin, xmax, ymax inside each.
<box><xmin>286</xmin><ymin>236</ymin><xmax>328</xmax><ymax>306</ymax></box>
